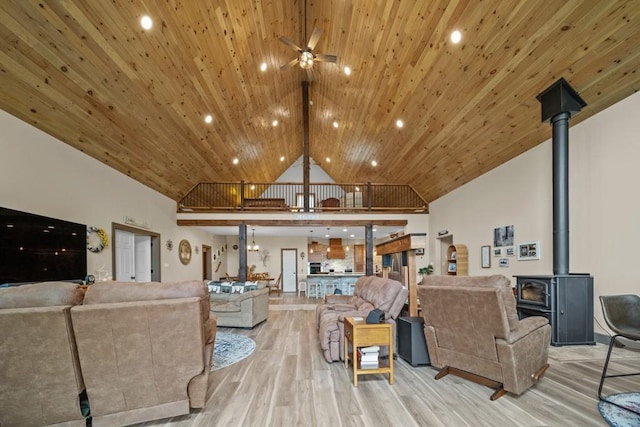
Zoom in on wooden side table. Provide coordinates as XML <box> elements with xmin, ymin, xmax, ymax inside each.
<box><xmin>343</xmin><ymin>316</ymin><xmax>394</xmax><ymax>386</ymax></box>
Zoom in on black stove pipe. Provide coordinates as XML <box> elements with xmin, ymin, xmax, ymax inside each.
<box><xmin>552</xmin><ymin>112</ymin><xmax>570</xmax><ymax>275</ymax></box>
<box><xmin>537</xmin><ymin>78</ymin><xmax>587</xmax><ymax>275</ymax></box>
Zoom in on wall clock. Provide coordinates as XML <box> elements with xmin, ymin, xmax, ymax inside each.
<box><xmin>178</xmin><ymin>239</ymin><xmax>192</xmax><ymax>265</ymax></box>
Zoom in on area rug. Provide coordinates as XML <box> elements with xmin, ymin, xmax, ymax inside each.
<box><xmin>211</xmin><ymin>332</ymin><xmax>256</xmax><ymax>371</ymax></box>
<box><xmin>598</xmin><ymin>393</ymin><xmax>640</xmax><ymax>427</ymax></box>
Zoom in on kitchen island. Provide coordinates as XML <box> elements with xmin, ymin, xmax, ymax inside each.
<box><xmin>306</xmin><ymin>273</ymin><xmax>365</xmax><ymax>297</ymax></box>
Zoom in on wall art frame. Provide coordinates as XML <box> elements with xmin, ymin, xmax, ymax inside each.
<box><xmin>517</xmin><ymin>240</ymin><xmax>540</xmax><ymax>260</ymax></box>
<box><xmin>481</xmin><ymin>245</ymin><xmax>491</xmax><ymax>268</ymax></box>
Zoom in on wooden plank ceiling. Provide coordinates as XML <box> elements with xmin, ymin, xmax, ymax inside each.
<box><xmin>1</xmin><ymin>1</ymin><xmax>639</xmax><ymax>204</ymax></box>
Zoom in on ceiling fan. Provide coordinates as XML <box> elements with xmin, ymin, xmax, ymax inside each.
<box><xmin>279</xmin><ymin>27</ymin><xmax>337</xmax><ymax>81</ymax></box>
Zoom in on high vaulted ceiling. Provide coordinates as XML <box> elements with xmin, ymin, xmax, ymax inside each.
<box><xmin>2</xmin><ymin>1</ymin><xmax>639</xmax><ymax>205</ymax></box>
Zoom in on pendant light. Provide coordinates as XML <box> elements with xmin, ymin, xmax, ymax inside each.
<box><xmin>248</xmin><ymin>228</ymin><xmax>259</xmax><ymax>252</ymax></box>
<box><xmin>309</xmin><ymin>230</ymin><xmax>314</xmax><ymax>253</ymax></box>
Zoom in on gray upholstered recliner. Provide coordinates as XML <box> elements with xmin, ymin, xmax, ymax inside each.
<box><xmin>316</xmin><ymin>276</ymin><xmax>408</xmax><ymax>362</ymax></box>
<box><xmin>417</xmin><ymin>275</ymin><xmax>551</xmax><ymax>400</ymax></box>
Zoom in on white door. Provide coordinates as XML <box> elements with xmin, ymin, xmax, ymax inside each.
<box><xmin>281</xmin><ymin>249</ymin><xmax>297</xmax><ymax>293</ymax></box>
<box><xmin>135</xmin><ymin>235</ymin><xmax>151</xmax><ymax>282</ymax></box>
<box><xmin>115</xmin><ymin>230</ymin><xmax>135</xmax><ymax>281</ymax></box>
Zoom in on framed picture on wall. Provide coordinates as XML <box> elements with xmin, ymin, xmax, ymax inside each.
<box><xmin>517</xmin><ymin>241</ymin><xmax>540</xmax><ymax>260</ymax></box>
<box><xmin>481</xmin><ymin>246</ymin><xmax>491</xmax><ymax>268</ymax></box>
<box><xmin>494</xmin><ymin>248</ymin><xmax>502</xmax><ymax>257</ymax></box>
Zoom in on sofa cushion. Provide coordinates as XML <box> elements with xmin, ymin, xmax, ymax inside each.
<box><xmin>358</xmin><ymin>278</ymin><xmax>406</xmax><ymax>319</ymax></box>
<box><xmin>0</xmin><ymin>281</ymin><xmax>84</xmax><ymax>309</ymax></box>
<box><xmin>421</xmin><ymin>275</ymin><xmax>519</xmax><ymax>330</ymax></box>
<box><xmin>84</xmin><ymin>280</ymin><xmax>214</xmax><ymax>343</ymax></box>
<box><xmin>209</xmin><ymin>302</ymin><xmax>242</xmax><ymax>313</ymax></box>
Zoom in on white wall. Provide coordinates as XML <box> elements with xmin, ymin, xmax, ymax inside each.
<box><xmin>428</xmin><ymin>91</ymin><xmax>640</xmax><ymax>332</ymax></box>
<box><xmin>0</xmin><ymin>110</ymin><xmax>214</xmax><ymax>282</ymax></box>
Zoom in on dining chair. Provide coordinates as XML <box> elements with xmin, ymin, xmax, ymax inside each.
<box><xmin>598</xmin><ymin>294</ymin><xmax>640</xmax><ymax>414</ymax></box>
<box><xmin>268</xmin><ymin>274</ymin><xmax>282</xmax><ymax>296</ymax></box>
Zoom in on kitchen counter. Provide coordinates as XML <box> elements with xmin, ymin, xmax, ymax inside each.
<box><xmin>306</xmin><ymin>273</ymin><xmax>365</xmax><ymax>296</ymax></box>
<box><xmin>307</xmin><ymin>273</ymin><xmax>365</xmax><ymax>277</ymax></box>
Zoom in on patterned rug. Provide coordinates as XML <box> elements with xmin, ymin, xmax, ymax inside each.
<box><xmin>211</xmin><ymin>332</ymin><xmax>256</xmax><ymax>371</ymax></box>
<box><xmin>598</xmin><ymin>393</ymin><xmax>640</xmax><ymax>427</ymax></box>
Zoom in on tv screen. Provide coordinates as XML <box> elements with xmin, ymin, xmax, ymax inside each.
<box><xmin>0</xmin><ymin>207</ymin><xmax>87</xmax><ymax>284</ymax></box>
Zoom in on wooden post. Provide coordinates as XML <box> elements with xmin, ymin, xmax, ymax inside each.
<box><xmin>407</xmin><ymin>251</ymin><xmax>418</xmax><ymax>316</ymax></box>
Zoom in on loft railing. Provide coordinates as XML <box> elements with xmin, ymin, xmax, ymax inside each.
<box><xmin>177</xmin><ymin>182</ymin><xmax>428</xmax><ymax>213</ymax></box>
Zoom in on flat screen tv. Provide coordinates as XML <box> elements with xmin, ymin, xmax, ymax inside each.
<box><xmin>0</xmin><ymin>207</ymin><xmax>87</xmax><ymax>285</ymax></box>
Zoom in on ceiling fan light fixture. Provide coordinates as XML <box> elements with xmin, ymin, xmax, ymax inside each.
<box><xmin>299</xmin><ymin>51</ymin><xmax>314</xmax><ymax>69</ymax></box>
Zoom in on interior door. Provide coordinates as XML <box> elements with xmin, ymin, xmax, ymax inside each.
<box><xmin>115</xmin><ymin>230</ymin><xmax>135</xmax><ymax>281</ymax></box>
<box><xmin>202</xmin><ymin>245</ymin><xmax>212</xmax><ymax>280</ymax></box>
<box><xmin>135</xmin><ymin>235</ymin><xmax>151</xmax><ymax>282</ymax></box>
<box><xmin>281</xmin><ymin>248</ymin><xmax>297</xmax><ymax>293</ymax></box>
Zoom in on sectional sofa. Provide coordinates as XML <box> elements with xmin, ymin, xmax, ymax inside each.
<box><xmin>0</xmin><ymin>280</ymin><xmax>216</xmax><ymax>426</ymax></box>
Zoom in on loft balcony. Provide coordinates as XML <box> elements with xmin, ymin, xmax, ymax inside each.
<box><xmin>177</xmin><ymin>182</ymin><xmax>428</xmax><ymax>213</ymax></box>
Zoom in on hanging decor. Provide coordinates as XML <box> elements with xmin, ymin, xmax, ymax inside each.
<box><xmin>87</xmin><ymin>226</ymin><xmax>108</xmax><ymax>253</ymax></box>
<box><xmin>248</xmin><ymin>229</ymin><xmax>260</xmax><ymax>252</ymax></box>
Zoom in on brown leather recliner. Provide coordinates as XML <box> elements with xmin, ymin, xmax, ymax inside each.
<box><xmin>316</xmin><ymin>276</ymin><xmax>408</xmax><ymax>362</ymax></box>
<box><xmin>0</xmin><ymin>282</ymin><xmax>87</xmax><ymax>427</ymax></box>
<box><xmin>417</xmin><ymin>275</ymin><xmax>551</xmax><ymax>400</ymax></box>
<box><xmin>70</xmin><ymin>280</ymin><xmax>216</xmax><ymax>426</ymax></box>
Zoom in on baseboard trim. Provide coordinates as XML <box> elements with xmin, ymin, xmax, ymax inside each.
<box><xmin>595</xmin><ymin>332</ymin><xmax>640</xmax><ymax>349</ymax></box>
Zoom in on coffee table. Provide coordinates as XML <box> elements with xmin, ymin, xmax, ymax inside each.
<box><xmin>343</xmin><ymin>316</ymin><xmax>393</xmax><ymax>386</ymax></box>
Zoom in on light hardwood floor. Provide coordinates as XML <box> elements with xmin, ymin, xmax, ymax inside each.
<box><xmin>139</xmin><ymin>294</ymin><xmax>639</xmax><ymax>427</ymax></box>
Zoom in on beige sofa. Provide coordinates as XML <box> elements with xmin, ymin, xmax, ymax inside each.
<box><xmin>0</xmin><ymin>281</ymin><xmax>87</xmax><ymax>427</ymax></box>
<box><xmin>70</xmin><ymin>280</ymin><xmax>216</xmax><ymax>426</ymax></box>
<box><xmin>417</xmin><ymin>275</ymin><xmax>551</xmax><ymax>400</ymax></box>
<box><xmin>316</xmin><ymin>276</ymin><xmax>408</xmax><ymax>362</ymax></box>
<box><xmin>209</xmin><ymin>285</ymin><xmax>269</xmax><ymax>328</ymax></box>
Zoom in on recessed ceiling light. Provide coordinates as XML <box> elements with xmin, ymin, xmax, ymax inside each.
<box><xmin>451</xmin><ymin>30</ymin><xmax>462</xmax><ymax>44</ymax></box>
<box><xmin>371</xmin><ymin>160</ymin><xmax>378</xmax><ymax>167</ymax></box>
<box><xmin>140</xmin><ymin>15</ymin><xmax>153</xmax><ymax>30</ymax></box>
<box><xmin>326</xmin><ymin>157</ymin><xmax>331</xmax><ymax>163</ymax></box>
<box><xmin>272</xmin><ymin>119</ymin><xmax>278</xmax><ymax>127</ymax></box>
<box><xmin>332</xmin><ymin>120</ymin><xmax>339</xmax><ymax>128</ymax></box>
<box><xmin>279</xmin><ymin>156</ymin><xmax>285</xmax><ymax>162</ymax></box>
<box><xmin>344</xmin><ymin>66</ymin><xmax>351</xmax><ymax>76</ymax></box>
<box><xmin>260</xmin><ymin>62</ymin><xmax>267</xmax><ymax>72</ymax></box>
<box><xmin>396</xmin><ymin>119</ymin><xmax>404</xmax><ymax>128</ymax></box>
<box><xmin>204</xmin><ymin>114</ymin><xmax>213</xmax><ymax>124</ymax></box>
<box><xmin>232</xmin><ymin>158</ymin><xmax>239</xmax><ymax>165</ymax></box>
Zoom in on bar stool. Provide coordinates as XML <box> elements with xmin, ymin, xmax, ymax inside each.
<box><xmin>307</xmin><ymin>281</ymin><xmax>320</xmax><ymax>298</ymax></box>
<box><xmin>347</xmin><ymin>282</ymin><xmax>356</xmax><ymax>295</ymax></box>
<box><xmin>324</xmin><ymin>282</ymin><xmax>337</xmax><ymax>297</ymax></box>
<box><xmin>298</xmin><ymin>280</ymin><xmax>307</xmax><ymax>297</ymax></box>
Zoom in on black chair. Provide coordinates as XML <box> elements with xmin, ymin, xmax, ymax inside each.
<box><xmin>598</xmin><ymin>294</ymin><xmax>640</xmax><ymax>413</ymax></box>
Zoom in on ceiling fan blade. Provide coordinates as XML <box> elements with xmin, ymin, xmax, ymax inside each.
<box><xmin>306</xmin><ymin>68</ymin><xmax>315</xmax><ymax>82</ymax></box>
<box><xmin>280</xmin><ymin>57</ymin><xmax>299</xmax><ymax>70</ymax></box>
<box><xmin>307</xmin><ymin>27</ymin><xmax>322</xmax><ymax>50</ymax></box>
<box><xmin>315</xmin><ymin>54</ymin><xmax>337</xmax><ymax>63</ymax></box>
<box><xmin>279</xmin><ymin>36</ymin><xmax>302</xmax><ymax>52</ymax></box>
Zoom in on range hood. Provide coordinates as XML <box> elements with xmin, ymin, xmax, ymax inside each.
<box><xmin>327</xmin><ymin>238</ymin><xmax>345</xmax><ymax>259</ymax></box>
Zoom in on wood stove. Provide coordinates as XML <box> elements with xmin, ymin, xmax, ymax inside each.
<box><xmin>515</xmin><ymin>274</ymin><xmax>594</xmax><ymax>346</ymax></box>
<box><xmin>515</xmin><ymin>78</ymin><xmax>595</xmax><ymax>346</ymax></box>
